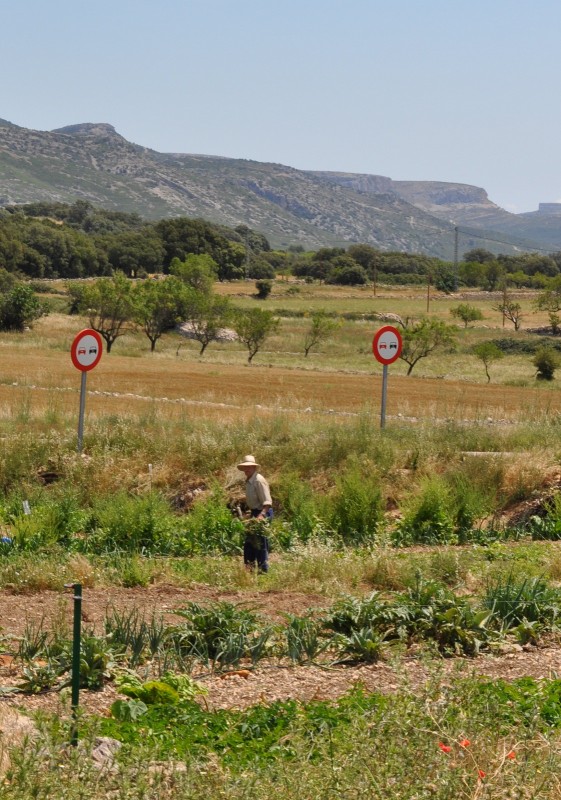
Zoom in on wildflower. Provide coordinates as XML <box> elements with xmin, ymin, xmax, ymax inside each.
<box><xmin>438</xmin><ymin>742</ymin><xmax>452</xmax><ymax>754</ymax></box>
<box><xmin>459</xmin><ymin>739</ymin><xmax>470</xmax><ymax>748</ymax></box>
<box><xmin>478</xmin><ymin>770</ymin><xmax>486</xmax><ymax>780</ymax></box>
<box><xmin>506</xmin><ymin>750</ymin><xmax>516</xmax><ymax>760</ymax></box>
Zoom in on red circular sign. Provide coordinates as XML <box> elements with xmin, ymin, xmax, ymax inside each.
<box><xmin>372</xmin><ymin>325</ymin><xmax>402</xmax><ymax>365</ymax></box>
<box><xmin>71</xmin><ymin>329</ymin><xmax>103</xmax><ymax>372</ymax></box>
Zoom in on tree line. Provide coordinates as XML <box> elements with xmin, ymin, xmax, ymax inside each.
<box><xmin>2</xmin><ymin>201</ymin><xmax>561</xmax><ymax>288</ymax></box>
<box><xmin>0</xmin><ymin>201</ymin><xmax>273</xmax><ymax>281</ymax></box>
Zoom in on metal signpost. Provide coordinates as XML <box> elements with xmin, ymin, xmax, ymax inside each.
<box><xmin>372</xmin><ymin>325</ymin><xmax>402</xmax><ymax>429</ymax></box>
<box><xmin>70</xmin><ymin>329</ymin><xmax>103</xmax><ymax>453</ymax></box>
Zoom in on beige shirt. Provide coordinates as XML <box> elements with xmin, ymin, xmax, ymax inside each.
<box><xmin>245</xmin><ymin>472</ymin><xmax>272</xmax><ymax>511</ymax></box>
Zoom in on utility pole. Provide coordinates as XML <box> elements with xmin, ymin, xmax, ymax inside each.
<box><xmin>454</xmin><ymin>227</ymin><xmax>459</xmax><ymax>291</ymax></box>
<box><xmin>244</xmin><ymin>228</ymin><xmax>250</xmax><ymax>281</ymax></box>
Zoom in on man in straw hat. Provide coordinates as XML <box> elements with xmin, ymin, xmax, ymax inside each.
<box><xmin>237</xmin><ymin>455</ymin><xmax>272</xmax><ymax>573</ymax></box>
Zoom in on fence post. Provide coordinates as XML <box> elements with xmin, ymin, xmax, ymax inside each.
<box><xmin>65</xmin><ymin>582</ymin><xmax>82</xmax><ymax>746</ymax></box>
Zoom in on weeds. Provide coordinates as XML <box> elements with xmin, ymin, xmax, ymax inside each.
<box><xmin>483</xmin><ymin>573</ymin><xmax>561</xmax><ymax>630</ymax></box>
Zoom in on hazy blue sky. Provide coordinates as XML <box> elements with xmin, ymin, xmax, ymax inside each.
<box><xmin>2</xmin><ymin>0</ymin><xmax>559</xmax><ymax>212</ymax></box>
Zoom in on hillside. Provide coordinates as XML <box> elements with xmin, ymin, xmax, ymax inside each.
<box><xmin>0</xmin><ymin>118</ymin><xmax>554</xmax><ymax>256</ymax></box>
<box><xmin>314</xmin><ymin>172</ymin><xmax>561</xmax><ymax>251</ymax></box>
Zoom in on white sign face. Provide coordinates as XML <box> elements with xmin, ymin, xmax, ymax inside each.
<box><xmin>73</xmin><ymin>333</ymin><xmax>101</xmax><ymax>369</ymax></box>
<box><xmin>372</xmin><ymin>326</ymin><xmax>402</xmax><ymax>364</ymax></box>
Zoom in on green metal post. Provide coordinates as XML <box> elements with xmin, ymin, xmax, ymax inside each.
<box><xmin>67</xmin><ymin>583</ymin><xmax>82</xmax><ymax>746</ymax></box>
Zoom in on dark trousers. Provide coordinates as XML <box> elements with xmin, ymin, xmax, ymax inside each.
<box><xmin>244</xmin><ymin>508</ymin><xmax>272</xmax><ymax>572</ymax></box>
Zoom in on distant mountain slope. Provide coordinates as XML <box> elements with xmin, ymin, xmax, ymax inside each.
<box><xmin>313</xmin><ymin>172</ymin><xmax>561</xmax><ymax>251</ymax></box>
<box><xmin>0</xmin><ymin>118</ymin><xmax>555</xmax><ymax>256</ymax></box>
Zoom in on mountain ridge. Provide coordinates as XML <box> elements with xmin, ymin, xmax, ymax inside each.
<box><xmin>0</xmin><ymin>119</ymin><xmax>558</xmax><ymax>257</ymax></box>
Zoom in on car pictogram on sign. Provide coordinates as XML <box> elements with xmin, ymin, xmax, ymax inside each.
<box><xmin>78</xmin><ymin>348</ymin><xmax>86</xmax><ymax>355</ymax></box>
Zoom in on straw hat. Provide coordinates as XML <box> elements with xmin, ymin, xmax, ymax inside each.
<box><xmin>237</xmin><ymin>455</ymin><xmax>259</xmax><ymax>469</ymax></box>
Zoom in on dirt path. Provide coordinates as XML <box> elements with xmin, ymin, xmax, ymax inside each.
<box><xmin>0</xmin><ymin>585</ymin><xmax>326</xmax><ymax>636</ymax></box>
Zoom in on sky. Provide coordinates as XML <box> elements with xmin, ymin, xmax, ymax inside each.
<box><xmin>2</xmin><ymin>0</ymin><xmax>560</xmax><ymax>213</ymax></box>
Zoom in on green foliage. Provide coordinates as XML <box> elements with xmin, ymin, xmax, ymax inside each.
<box><xmin>483</xmin><ymin>573</ymin><xmax>561</xmax><ymax>630</ymax></box>
<box><xmin>432</xmin><ymin>263</ymin><xmax>456</xmax><ymax>293</ymax></box>
<box><xmin>103</xmin><ymin>229</ymin><xmax>164</xmax><ymax>277</ymax></box>
<box><xmin>104</xmin><ymin>606</ymin><xmax>166</xmax><ymax>664</ymax></box>
<box><xmin>121</xmin><ymin>679</ymin><xmax>180</xmax><ymax>705</ymax></box>
<box><xmin>179</xmin><ymin>486</ymin><xmax>244</xmax><ymax>555</ymax></box>
<box><xmin>0</xmin><ymin>283</ymin><xmax>47</xmax><ymax>331</ymax></box>
<box><xmin>255</xmin><ymin>279</ymin><xmax>273</xmax><ymax>299</ymax></box>
<box><xmin>450</xmin><ymin>303</ymin><xmax>484</xmax><ymax>327</ymax></box>
<box><xmin>529</xmin><ymin>495</ymin><xmax>561</xmax><ymax>540</ymax></box>
<box><xmin>472</xmin><ymin>341</ymin><xmax>504</xmax><ymax>382</ymax></box>
<box><xmin>184</xmin><ymin>291</ymin><xmax>232</xmax><ymax>355</ymax></box>
<box><xmin>303</xmin><ymin>310</ymin><xmax>339</xmax><ymax>357</ymax></box>
<box><xmin>233</xmin><ymin>307</ymin><xmax>279</xmax><ymax>363</ymax></box>
<box><xmin>399</xmin><ymin>317</ymin><xmax>457</xmax><ymax>375</ymax></box>
<box><xmin>169</xmin><ymin>253</ymin><xmax>218</xmax><ymax>293</ymax></box>
<box><xmin>394</xmin><ymin>477</ymin><xmax>456</xmax><ymax>545</ymax></box>
<box><xmin>533</xmin><ymin>346</ymin><xmax>560</xmax><ymax>380</ymax></box>
<box><xmin>131</xmin><ymin>276</ymin><xmax>191</xmax><ymax>351</ymax></box>
<box><xmin>328</xmin><ymin>465</ymin><xmax>384</xmax><ymax>545</ymax></box>
<box><xmin>285</xmin><ymin>614</ymin><xmax>330</xmax><ymax>663</ymax></box>
<box><xmin>326</xmin><ymin>259</ymin><xmax>369</xmax><ymax>285</ymax></box>
<box><xmin>169</xmin><ymin>601</ymin><xmax>263</xmax><ymax>668</ymax></box>
<box><xmin>110</xmin><ymin>698</ymin><xmax>148</xmax><ymax>721</ymax></box>
<box><xmin>78</xmin><ymin>271</ymin><xmax>134</xmax><ymax>352</ymax></box>
<box><xmin>78</xmin><ymin>634</ymin><xmax>113</xmax><ymax>689</ymax></box>
<box><xmin>83</xmin><ymin>491</ymin><xmax>178</xmax><ymax>554</ymax></box>
<box><xmin>274</xmin><ymin>472</ymin><xmax>321</xmax><ymax>543</ymax></box>
<box><xmin>493</xmin><ymin>299</ymin><xmax>524</xmax><ymax>330</ymax></box>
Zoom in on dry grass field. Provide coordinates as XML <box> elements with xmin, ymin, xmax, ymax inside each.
<box><xmin>3</xmin><ymin>285</ymin><xmax>560</xmax><ymax>426</ymax></box>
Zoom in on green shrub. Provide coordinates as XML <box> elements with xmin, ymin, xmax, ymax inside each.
<box><xmin>178</xmin><ymin>486</ymin><xmax>244</xmax><ymax>555</ymax></box>
<box><xmin>393</xmin><ymin>477</ymin><xmax>456</xmax><ymax>545</ymax></box>
<box><xmin>328</xmin><ymin>465</ymin><xmax>384</xmax><ymax>545</ymax></box>
<box><xmin>533</xmin><ymin>346</ymin><xmax>560</xmax><ymax>380</ymax></box>
<box><xmin>169</xmin><ymin>601</ymin><xmax>263</xmax><ymax>668</ymax></box>
<box><xmin>255</xmin><ymin>279</ymin><xmax>273</xmax><ymax>299</ymax></box>
<box><xmin>83</xmin><ymin>491</ymin><xmax>178</xmax><ymax>554</ymax></box>
<box><xmin>529</xmin><ymin>496</ymin><xmax>561</xmax><ymax>540</ymax></box>
<box><xmin>275</xmin><ymin>472</ymin><xmax>321</xmax><ymax>543</ymax></box>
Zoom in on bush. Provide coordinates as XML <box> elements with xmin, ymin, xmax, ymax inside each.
<box><xmin>255</xmin><ymin>279</ymin><xmax>273</xmax><ymax>299</ymax></box>
<box><xmin>0</xmin><ymin>284</ymin><xmax>47</xmax><ymax>331</ymax></box>
<box><xmin>83</xmin><ymin>491</ymin><xmax>178</xmax><ymax>554</ymax></box>
<box><xmin>326</xmin><ymin>264</ymin><xmax>368</xmax><ymax>285</ymax></box>
<box><xmin>178</xmin><ymin>486</ymin><xmax>244</xmax><ymax>555</ymax></box>
<box><xmin>393</xmin><ymin>477</ymin><xmax>456</xmax><ymax>545</ymax></box>
<box><xmin>533</xmin><ymin>346</ymin><xmax>560</xmax><ymax>380</ymax></box>
<box><xmin>328</xmin><ymin>465</ymin><xmax>384</xmax><ymax>545</ymax></box>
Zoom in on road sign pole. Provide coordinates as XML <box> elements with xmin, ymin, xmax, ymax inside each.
<box><xmin>372</xmin><ymin>326</ymin><xmax>402</xmax><ymax>430</ymax></box>
<box><xmin>71</xmin><ymin>329</ymin><xmax>103</xmax><ymax>454</ymax></box>
<box><xmin>380</xmin><ymin>363</ymin><xmax>388</xmax><ymax>429</ymax></box>
<box><xmin>77</xmin><ymin>371</ymin><xmax>87</xmax><ymax>454</ymax></box>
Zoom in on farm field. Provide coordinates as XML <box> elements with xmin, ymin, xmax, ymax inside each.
<box><xmin>3</xmin><ymin>282</ymin><xmax>561</xmax><ymax>797</ymax></box>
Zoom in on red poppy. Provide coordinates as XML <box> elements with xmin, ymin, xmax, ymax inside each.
<box><xmin>459</xmin><ymin>739</ymin><xmax>470</xmax><ymax>748</ymax></box>
<box><xmin>438</xmin><ymin>742</ymin><xmax>452</xmax><ymax>754</ymax></box>
<box><xmin>478</xmin><ymin>770</ymin><xmax>486</xmax><ymax>780</ymax></box>
<box><xmin>506</xmin><ymin>750</ymin><xmax>516</xmax><ymax>760</ymax></box>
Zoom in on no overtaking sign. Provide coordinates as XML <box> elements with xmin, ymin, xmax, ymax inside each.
<box><xmin>71</xmin><ymin>329</ymin><xmax>103</xmax><ymax>372</ymax></box>
<box><xmin>372</xmin><ymin>325</ymin><xmax>402</xmax><ymax>365</ymax></box>
<box><xmin>372</xmin><ymin>325</ymin><xmax>402</xmax><ymax>428</ymax></box>
<box><xmin>71</xmin><ymin>329</ymin><xmax>103</xmax><ymax>452</ymax></box>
